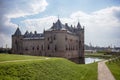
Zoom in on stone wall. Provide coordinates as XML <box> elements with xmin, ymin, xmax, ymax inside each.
<box><xmin>22</xmin><ymin>39</ymin><xmax>44</xmax><ymax>56</ymax></box>
<box><xmin>12</xmin><ymin>35</ymin><xmax>23</xmax><ymax>54</ymax></box>
<box><xmin>44</xmin><ymin>30</ymin><xmax>80</xmax><ymax>59</ymax></box>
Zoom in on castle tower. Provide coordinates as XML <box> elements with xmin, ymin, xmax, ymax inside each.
<box><xmin>44</xmin><ymin>19</ymin><xmax>67</xmax><ymax>57</ymax></box>
<box><xmin>12</xmin><ymin>27</ymin><xmax>23</xmax><ymax>54</ymax></box>
<box><xmin>76</xmin><ymin>22</ymin><xmax>84</xmax><ymax>58</ymax></box>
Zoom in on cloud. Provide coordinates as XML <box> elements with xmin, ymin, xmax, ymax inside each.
<box><xmin>0</xmin><ymin>0</ymin><xmax>48</xmax><ymax>48</ymax></box>
<box><xmin>0</xmin><ymin>0</ymin><xmax>120</xmax><ymax>48</ymax></box>
<box><xmin>0</xmin><ymin>33</ymin><xmax>11</xmax><ymax>48</ymax></box>
<box><xmin>21</xmin><ymin>16</ymin><xmax>57</xmax><ymax>33</ymax></box>
<box><xmin>1</xmin><ymin>0</ymin><xmax>48</xmax><ymax>18</ymax></box>
<box><xmin>70</xmin><ymin>6</ymin><xmax>120</xmax><ymax>47</ymax></box>
<box><xmin>22</xmin><ymin>6</ymin><xmax>120</xmax><ymax>47</ymax></box>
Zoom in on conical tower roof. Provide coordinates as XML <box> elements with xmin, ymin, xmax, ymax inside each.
<box><xmin>77</xmin><ymin>22</ymin><xmax>81</xmax><ymax>29</ymax></box>
<box><xmin>56</xmin><ymin>19</ymin><xmax>63</xmax><ymax>29</ymax></box>
<box><xmin>14</xmin><ymin>27</ymin><xmax>21</xmax><ymax>36</ymax></box>
<box><xmin>51</xmin><ymin>19</ymin><xmax>63</xmax><ymax>30</ymax></box>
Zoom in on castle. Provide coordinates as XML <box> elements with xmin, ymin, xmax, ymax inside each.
<box><xmin>12</xmin><ymin>19</ymin><xmax>84</xmax><ymax>60</ymax></box>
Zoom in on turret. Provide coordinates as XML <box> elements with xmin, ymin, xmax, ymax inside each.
<box><xmin>14</xmin><ymin>27</ymin><xmax>21</xmax><ymax>36</ymax></box>
<box><xmin>12</xmin><ymin>27</ymin><xmax>23</xmax><ymax>54</ymax></box>
<box><xmin>51</xmin><ymin>19</ymin><xmax>63</xmax><ymax>30</ymax></box>
<box><xmin>76</xmin><ymin>22</ymin><xmax>85</xmax><ymax>58</ymax></box>
<box><xmin>24</xmin><ymin>30</ymin><xmax>29</xmax><ymax>35</ymax></box>
<box><xmin>77</xmin><ymin>22</ymin><xmax>82</xmax><ymax>30</ymax></box>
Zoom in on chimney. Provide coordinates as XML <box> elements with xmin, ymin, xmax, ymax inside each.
<box><xmin>65</xmin><ymin>23</ymin><xmax>68</xmax><ymax>26</ymax></box>
<box><xmin>34</xmin><ymin>31</ymin><xmax>37</xmax><ymax>34</ymax></box>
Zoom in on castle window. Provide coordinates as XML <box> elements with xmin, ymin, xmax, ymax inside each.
<box><xmin>69</xmin><ymin>45</ymin><xmax>70</xmax><ymax>51</ymax></box>
<box><xmin>76</xmin><ymin>46</ymin><xmax>78</xmax><ymax>50</ymax></box>
<box><xmin>66</xmin><ymin>45</ymin><xmax>68</xmax><ymax>50</ymax></box>
<box><xmin>48</xmin><ymin>45</ymin><xmax>50</xmax><ymax>50</ymax></box>
<box><xmin>25</xmin><ymin>47</ymin><xmax>28</xmax><ymax>51</ymax></box>
<box><xmin>48</xmin><ymin>37</ymin><xmax>49</xmax><ymax>41</ymax></box>
<box><xmin>70</xmin><ymin>39</ymin><xmax>72</xmax><ymax>42</ymax></box>
<box><xmin>41</xmin><ymin>45</ymin><xmax>44</xmax><ymax>50</ymax></box>
<box><xmin>32</xmin><ymin>47</ymin><xmax>34</xmax><ymax>50</ymax></box>
<box><xmin>15</xmin><ymin>40</ymin><xmax>17</xmax><ymax>45</ymax></box>
<box><xmin>70</xmin><ymin>46</ymin><xmax>72</xmax><ymax>50</ymax></box>
<box><xmin>54</xmin><ymin>35</ymin><xmax>56</xmax><ymax>40</ymax></box>
<box><xmin>37</xmin><ymin>46</ymin><xmax>39</xmax><ymax>50</ymax></box>
<box><xmin>71</xmin><ymin>46</ymin><xmax>72</xmax><ymax>50</ymax></box>
<box><xmin>55</xmin><ymin>45</ymin><xmax>57</xmax><ymax>51</ymax></box>
<box><xmin>65</xmin><ymin>35</ymin><xmax>67</xmax><ymax>40</ymax></box>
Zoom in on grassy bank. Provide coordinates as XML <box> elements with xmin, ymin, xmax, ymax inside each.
<box><xmin>0</xmin><ymin>54</ymin><xmax>97</xmax><ymax>80</ymax></box>
<box><xmin>85</xmin><ymin>53</ymin><xmax>112</xmax><ymax>59</ymax></box>
<box><xmin>0</xmin><ymin>53</ymin><xmax>45</xmax><ymax>62</ymax></box>
<box><xmin>106</xmin><ymin>59</ymin><xmax>120</xmax><ymax>80</ymax></box>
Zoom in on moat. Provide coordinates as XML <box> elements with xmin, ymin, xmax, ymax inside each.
<box><xmin>70</xmin><ymin>57</ymin><xmax>103</xmax><ymax>64</ymax></box>
<box><xmin>85</xmin><ymin>57</ymin><xmax>103</xmax><ymax>64</ymax></box>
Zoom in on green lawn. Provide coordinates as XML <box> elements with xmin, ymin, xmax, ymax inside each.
<box><xmin>0</xmin><ymin>53</ymin><xmax>45</xmax><ymax>62</ymax></box>
<box><xmin>0</xmin><ymin>54</ymin><xmax>97</xmax><ymax>80</ymax></box>
<box><xmin>106</xmin><ymin>60</ymin><xmax>120</xmax><ymax>80</ymax></box>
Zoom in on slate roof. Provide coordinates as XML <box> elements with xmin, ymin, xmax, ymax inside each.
<box><xmin>23</xmin><ymin>31</ymin><xmax>44</xmax><ymax>39</ymax></box>
<box><xmin>77</xmin><ymin>22</ymin><xmax>82</xmax><ymax>29</ymax></box>
<box><xmin>50</xmin><ymin>19</ymin><xmax>65</xmax><ymax>30</ymax></box>
<box><xmin>47</xmin><ymin>19</ymin><xmax>83</xmax><ymax>34</ymax></box>
<box><xmin>14</xmin><ymin>19</ymin><xmax>83</xmax><ymax>40</ymax></box>
<box><xmin>14</xmin><ymin>27</ymin><xmax>21</xmax><ymax>36</ymax></box>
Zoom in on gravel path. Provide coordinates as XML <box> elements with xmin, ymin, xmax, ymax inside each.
<box><xmin>98</xmin><ymin>60</ymin><xmax>115</xmax><ymax>80</ymax></box>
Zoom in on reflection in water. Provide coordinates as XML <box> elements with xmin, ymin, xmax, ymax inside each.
<box><xmin>85</xmin><ymin>57</ymin><xmax>103</xmax><ymax>64</ymax></box>
<box><xmin>69</xmin><ymin>57</ymin><xmax>103</xmax><ymax>64</ymax></box>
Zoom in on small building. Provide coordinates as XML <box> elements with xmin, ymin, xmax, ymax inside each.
<box><xmin>12</xmin><ymin>19</ymin><xmax>85</xmax><ymax>59</ymax></box>
<box><xmin>85</xmin><ymin>50</ymin><xmax>96</xmax><ymax>53</ymax></box>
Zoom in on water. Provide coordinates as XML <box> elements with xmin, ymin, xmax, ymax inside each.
<box><xmin>85</xmin><ymin>57</ymin><xmax>103</xmax><ymax>64</ymax></box>
<box><xmin>69</xmin><ymin>57</ymin><xmax>103</xmax><ymax>64</ymax></box>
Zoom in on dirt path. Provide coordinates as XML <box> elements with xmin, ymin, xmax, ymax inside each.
<box><xmin>98</xmin><ymin>60</ymin><xmax>115</xmax><ymax>80</ymax></box>
<box><xmin>0</xmin><ymin>58</ymin><xmax>49</xmax><ymax>64</ymax></box>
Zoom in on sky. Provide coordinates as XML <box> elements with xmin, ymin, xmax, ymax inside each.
<box><xmin>0</xmin><ymin>0</ymin><xmax>120</xmax><ymax>48</ymax></box>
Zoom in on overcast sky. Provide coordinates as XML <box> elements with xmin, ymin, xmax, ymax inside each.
<box><xmin>0</xmin><ymin>0</ymin><xmax>120</xmax><ymax>48</ymax></box>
